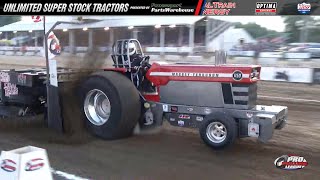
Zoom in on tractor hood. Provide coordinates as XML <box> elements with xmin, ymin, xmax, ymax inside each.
<box><xmin>146</xmin><ymin>63</ymin><xmax>261</xmax><ymax>86</ymax></box>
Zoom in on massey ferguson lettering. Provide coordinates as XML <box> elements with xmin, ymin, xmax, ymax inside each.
<box><xmin>172</xmin><ymin>72</ymin><xmax>219</xmax><ymax>77</ymax></box>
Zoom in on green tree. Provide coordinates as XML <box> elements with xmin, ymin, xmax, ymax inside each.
<box><xmin>282</xmin><ymin>16</ymin><xmax>314</xmax><ymax>43</ymax></box>
<box><xmin>0</xmin><ymin>16</ymin><xmax>21</xmax><ymax>27</ymax></box>
<box><xmin>308</xmin><ymin>28</ymin><xmax>320</xmax><ymax>42</ymax></box>
<box><xmin>234</xmin><ymin>22</ymin><xmax>280</xmax><ymax>39</ymax></box>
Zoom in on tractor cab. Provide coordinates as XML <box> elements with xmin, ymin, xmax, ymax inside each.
<box><xmin>111</xmin><ymin>39</ymin><xmax>155</xmax><ymax>93</ymax></box>
<box><xmin>111</xmin><ymin>39</ymin><xmax>148</xmax><ymax>69</ymax></box>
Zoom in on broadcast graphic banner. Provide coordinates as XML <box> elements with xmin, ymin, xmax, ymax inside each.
<box><xmin>0</xmin><ymin>0</ymin><xmax>319</xmax><ymax>15</ymax></box>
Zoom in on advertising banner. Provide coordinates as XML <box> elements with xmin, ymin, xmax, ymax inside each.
<box><xmin>313</xmin><ymin>68</ymin><xmax>320</xmax><ymax>84</ymax></box>
<box><xmin>228</xmin><ymin>51</ymin><xmax>255</xmax><ymax>57</ymax></box>
<box><xmin>260</xmin><ymin>67</ymin><xmax>313</xmax><ymax>83</ymax></box>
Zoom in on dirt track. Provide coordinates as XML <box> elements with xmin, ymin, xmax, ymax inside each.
<box><xmin>0</xmin><ymin>63</ymin><xmax>319</xmax><ymax>180</ymax></box>
<box><xmin>0</xmin><ymin>100</ymin><xmax>319</xmax><ymax>180</ymax></box>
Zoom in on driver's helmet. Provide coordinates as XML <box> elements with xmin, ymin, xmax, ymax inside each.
<box><xmin>126</xmin><ymin>42</ymin><xmax>136</xmax><ymax>56</ymax></box>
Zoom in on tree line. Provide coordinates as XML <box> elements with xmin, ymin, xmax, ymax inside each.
<box><xmin>1</xmin><ymin>16</ymin><xmax>320</xmax><ymax>43</ymax></box>
<box><xmin>235</xmin><ymin>16</ymin><xmax>320</xmax><ymax>43</ymax></box>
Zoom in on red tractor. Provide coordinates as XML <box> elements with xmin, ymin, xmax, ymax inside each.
<box><xmin>0</xmin><ymin>39</ymin><xmax>288</xmax><ymax>150</ymax></box>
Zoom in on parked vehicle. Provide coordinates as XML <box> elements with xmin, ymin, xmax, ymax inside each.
<box><xmin>306</xmin><ymin>44</ymin><xmax>320</xmax><ymax>58</ymax></box>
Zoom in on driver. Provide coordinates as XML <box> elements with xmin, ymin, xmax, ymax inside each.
<box><xmin>127</xmin><ymin>42</ymin><xmax>144</xmax><ymax>67</ymax></box>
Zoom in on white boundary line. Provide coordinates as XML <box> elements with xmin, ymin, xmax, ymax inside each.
<box><xmin>51</xmin><ymin>168</ymin><xmax>92</xmax><ymax>180</ymax></box>
<box><xmin>259</xmin><ymin>95</ymin><xmax>320</xmax><ymax>103</ymax></box>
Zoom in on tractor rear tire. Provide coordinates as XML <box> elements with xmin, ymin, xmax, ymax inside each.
<box><xmin>79</xmin><ymin>71</ymin><xmax>141</xmax><ymax>140</ymax></box>
<box><xmin>199</xmin><ymin>113</ymin><xmax>237</xmax><ymax>150</ymax></box>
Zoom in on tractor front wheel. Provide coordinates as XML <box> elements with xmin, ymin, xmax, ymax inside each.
<box><xmin>199</xmin><ymin>113</ymin><xmax>237</xmax><ymax>150</ymax></box>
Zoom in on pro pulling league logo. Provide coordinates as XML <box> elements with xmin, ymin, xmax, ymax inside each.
<box><xmin>1</xmin><ymin>159</ymin><xmax>17</xmax><ymax>172</ymax></box>
<box><xmin>274</xmin><ymin>155</ymin><xmax>308</xmax><ymax>170</ymax></box>
<box><xmin>297</xmin><ymin>2</ymin><xmax>311</xmax><ymax>14</ymax></box>
<box><xmin>47</xmin><ymin>32</ymin><xmax>61</xmax><ymax>60</ymax></box>
<box><xmin>48</xmin><ymin>32</ymin><xmax>61</xmax><ymax>56</ymax></box>
<box><xmin>25</xmin><ymin>158</ymin><xmax>45</xmax><ymax>171</ymax></box>
<box><xmin>255</xmin><ymin>2</ymin><xmax>277</xmax><ymax>15</ymax></box>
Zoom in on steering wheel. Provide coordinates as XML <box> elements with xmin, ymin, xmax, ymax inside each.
<box><xmin>140</xmin><ymin>56</ymin><xmax>149</xmax><ymax>64</ymax></box>
<box><xmin>132</xmin><ymin>56</ymin><xmax>150</xmax><ymax>76</ymax></box>
<box><xmin>140</xmin><ymin>56</ymin><xmax>151</xmax><ymax>68</ymax></box>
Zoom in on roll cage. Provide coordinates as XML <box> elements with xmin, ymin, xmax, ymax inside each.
<box><xmin>111</xmin><ymin>39</ymin><xmax>144</xmax><ymax>69</ymax></box>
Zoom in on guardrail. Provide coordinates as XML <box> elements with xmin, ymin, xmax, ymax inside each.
<box><xmin>0</xmin><ymin>46</ymin><xmax>113</xmax><ymax>57</ymax></box>
<box><xmin>1</xmin><ymin>46</ymin><xmax>316</xmax><ymax>60</ymax></box>
<box><xmin>228</xmin><ymin>50</ymin><xmax>312</xmax><ymax>59</ymax></box>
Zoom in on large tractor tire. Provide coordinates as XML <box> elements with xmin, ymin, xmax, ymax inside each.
<box><xmin>79</xmin><ymin>71</ymin><xmax>141</xmax><ymax>140</ymax></box>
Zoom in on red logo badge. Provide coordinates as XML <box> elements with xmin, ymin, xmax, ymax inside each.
<box><xmin>25</xmin><ymin>158</ymin><xmax>45</xmax><ymax>171</ymax></box>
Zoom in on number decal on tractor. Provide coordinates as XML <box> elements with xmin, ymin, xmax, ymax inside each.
<box><xmin>232</xmin><ymin>70</ymin><xmax>243</xmax><ymax>81</ymax></box>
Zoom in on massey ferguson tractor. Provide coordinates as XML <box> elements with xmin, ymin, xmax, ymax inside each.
<box><xmin>0</xmin><ymin>39</ymin><xmax>288</xmax><ymax>150</ymax></box>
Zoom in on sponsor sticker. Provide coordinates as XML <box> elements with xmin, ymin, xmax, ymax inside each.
<box><xmin>171</xmin><ymin>106</ymin><xmax>178</xmax><ymax>112</ymax></box>
<box><xmin>196</xmin><ymin>116</ymin><xmax>204</xmax><ymax>121</ymax></box>
<box><xmin>248</xmin><ymin>123</ymin><xmax>259</xmax><ymax>137</ymax></box>
<box><xmin>204</xmin><ymin>108</ymin><xmax>212</xmax><ymax>114</ymax></box>
<box><xmin>25</xmin><ymin>158</ymin><xmax>45</xmax><ymax>171</ymax></box>
<box><xmin>0</xmin><ymin>72</ymin><xmax>10</xmax><ymax>83</ymax></box>
<box><xmin>17</xmin><ymin>74</ymin><xmax>27</xmax><ymax>85</ymax></box>
<box><xmin>178</xmin><ymin>120</ymin><xmax>184</xmax><ymax>126</ymax></box>
<box><xmin>203</xmin><ymin>2</ymin><xmax>236</xmax><ymax>15</ymax></box>
<box><xmin>1</xmin><ymin>159</ymin><xmax>17</xmax><ymax>172</ymax></box>
<box><xmin>274</xmin><ymin>155</ymin><xmax>308</xmax><ymax>170</ymax></box>
<box><xmin>178</xmin><ymin>114</ymin><xmax>190</xmax><ymax>119</ymax></box>
<box><xmin>297</xmin><ymin>2</ymin><xmax>311</xmax><ymax>14</ymax></box>
<box><xmin>187</xmin><ymin>107</ymin><xmax>193</xmax><ymax>112</ymax></box>
<box><xmin>162</xmin><ymin>104</ymin><xmax>168</xmax><ymax>112</ymax></box>
<box><xmin>255</xmin><ymin>2</ymin><xmax>277</xmax><ymax>15</ymax></box>
<box><xmin>3</xmin><ymin>83</ymin><xmax>18</xmax><ymax>97</ymax></box>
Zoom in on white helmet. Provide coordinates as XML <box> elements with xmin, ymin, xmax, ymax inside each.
<box><xmin>127</xmin><ymin>42</ymin><xmax>136</xmax><ymax>55</ymax></box>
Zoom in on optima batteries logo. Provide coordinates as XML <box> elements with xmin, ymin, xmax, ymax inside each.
<box><xmin>255</xmin><ymin>2</ymin><xmax>277</xmax><ymax>15</ymax></box>
<box><xmin>274</xmin><ymin>155</ymin><xmax>308</xmax><ymax>170</ymax></box>
<box><xmin>297</xmin><ymin>2</ymin><xmax>311</xmax><ymax>14</ymax></box>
